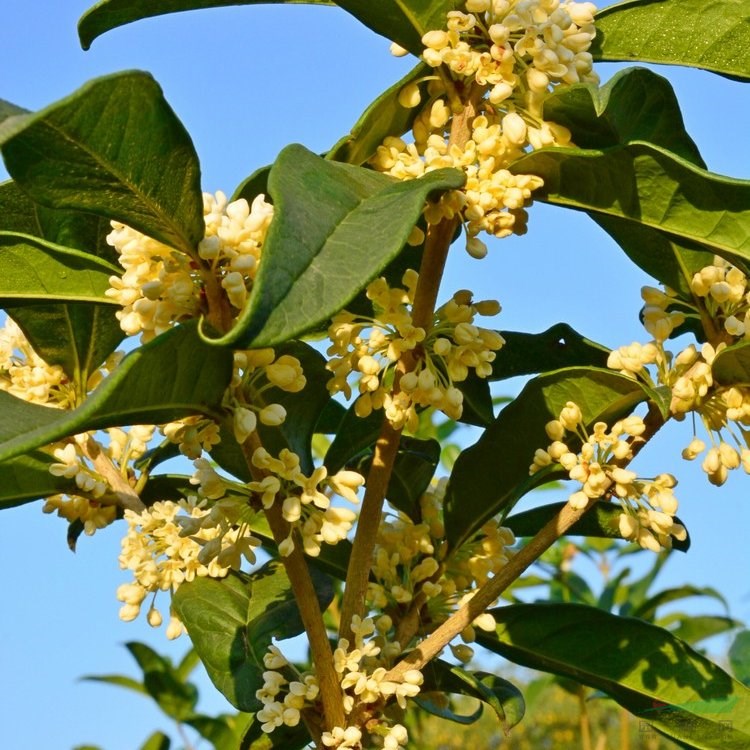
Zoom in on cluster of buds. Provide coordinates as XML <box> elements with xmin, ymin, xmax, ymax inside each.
<box><xmin>369</xmin><ymin>480</ymin><xmax>514</xmax><ymax>660</ymax></box>
<box><xmin>117</xmin><ymin>495</ymin><xmax>261</xmax><ymax>636</ymax></box>
<box><xmin>326</xmin><ymin>271</ymin><xmax>504</xmax><ymax>430</ymax></box>
<box><xmin>106</xmin><ymin>190</ymin><xmax>273</xmax><ymax>341</ymax></box>
<box><xmin>531</xmin><ymin>402</ymin><xmax>687</xmax><ymax>551</ymax></box>
<box><xmin>258</xmin><ymin>619</ymin><xmax>416</xmax><ymax>749</ymax></box>
<box><xmin>377</xmin><ymin>0</ymin><xmax>598</xmax><ymax>256</ymax></box>
<box><xmin>228</xmin><ymin>347</ymin><xmax>306</xmax><ymax>442</ymax></box>
<box><xmin>607</xmin><ymin>257</ymin><xmax>750</xmax><ymax>486</ymax></box>
<box><xmin>248</xmin><ymin>447</ymin><xmax>364</xmax><ymax>556</ymax></box>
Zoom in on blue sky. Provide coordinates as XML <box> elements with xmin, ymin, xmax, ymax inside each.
<box><xmin>1</xmin><ymin>2</ymin><xmax>750</xmax><ymax>748</ymax></box>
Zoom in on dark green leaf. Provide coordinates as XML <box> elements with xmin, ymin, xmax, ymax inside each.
<box><xmin>204</xmin><ymin>144</ymin><xmax>464</xmax><ymax>347</ymax></box>
<box><xmin>232</xmin><ymin>164</ymin><xmax>271</xmax><ymax>204</ymax></box>
<box><xmin>126</xmin><ymin>641</ymin><xmax>198</xmax><ymax>721</ymax></box>
<box><xmin>729</xmin><ymin>631</ymin><xmax>750</xmax><ymax>686</ymax></box>
<box><xmin>78</xmin><ymin>0</ymin><xmax>334</xmax><ymax>50</ymax></box>
<box><xmin>478</xmin><ymin>602</ymin><xmax>750</xmax><ymax>749</ymax></box>
<box><xmin>544</xmin><ymin>67</ymin><xmax>704</xmax><ymax>165</ymax></box>
<box><xmin>333</xmin><ymin>0</ymin><xmax>461</xmax><ymax>56</ymax></box>
<box><xmin>618</xmin><ymin>551</ymin><xmax>669</xmax><ymax>616</ymax></box>
<box><xmin>0</xmin><ymin>71</ymin><xmax>204</xmax><ymax>255</ymax></box>
<box><xmin>0</xmin><ymin>180</ymin><xmax>41</xmax><ymax>235</ymax></box>
<box><xmin>712</xmin><ymin>341</ymin><xmax>750</xmax><ymax>386</ymax></box>
<box><xmin>186</xmin><ymin>714</ymin><xmax>256</xmax><ymax>750</ymax></box>
<box><xmin>0</xmin><ymin>451</ymin><xmax>81</xmax><ymax>511</ymax></box>
<box><xmin>420</xmin><ymin>660</ymin><xmax>525</xmax><ymax>732</ymax></box>
<box><xmin>9</xmin><ymin>303</ymin><xmax>125</xmax><ymax>388</ymax></box>
<box><xmin>0</xmin><ymin>99</ymin><xmax>29</xmax><ymax>124</ymax></box>
<box><xmin>445</xmin><ymin>367</ymin><xmax>650</xmax><ymax>550</ymax></box>
<box><xmin>455</xmin><ymin>371</ymin><xmax>494</xmax><ymax>427</ymax></box>
<box><xmin>324</xmin><ymin>405</ymin><xmax>382</xmax><ymax>475</ymax></box>
<box><xmin>0</xmin><ymin>232</ymin><xmax>119</xmax><ymax>305</ymax></box>
<box><xmin>240</xmin><ymin>717</ymin><xmax>311</xmax><ymax>750</ymax></box>
<box><xmin>0</xmin><ymin>321</ymin><xmax>233</xmax><ymax>464</ymax></box>
<box><xmin>328</xmin><ymin>62</ymin><xmax>431</xmax><ymax>165</ymax></box>
<box><xmin>591</xmin><ymin>0</ymin><xmax>750</xmax><ymax>81</ymax></box>
<box><xmin>489</xmin><ymin>323</ymin><xmax>609</xmax><ymax>380</ymax></box>
<box><xmin>504</xmin><ymin>501</ymin><xmax>690</xmax><ymax>552</ymax></box>
<box><xmin>172</xmin><ymin>561</ymin><xmax>333</xmax><ymax>711</ymax></box>
<box><xmin>510</xmin><ymin>142</ymin><xmax>750</xmax><ymax>265</ymax></box>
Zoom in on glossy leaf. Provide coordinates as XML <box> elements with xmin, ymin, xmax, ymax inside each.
<box><xmin>479</xmin><ymin>603</ymin><xmax>750</xmax><ymax>748</ymax></box>
<box><xmin>205</xmin><ymin>144</ymin><xmax>464</xmax><ymax>347</ymax></box>
<box><xmin>328</xmin><ymin>62</ymin><xmax>431</xmax><ymax>165</ymax></box>
<box><xmin>0</xmin><ymin>180</ymin><xmax>42</xmax><ymax>235</ymax></box>
<box><xmin>0</xmin><ymin>451</ymin><xmax>81</xmax><ymax>511</ymax></box>
<box><xmin>662</xmin><ymin>615</ymin><xmax>742</xmax><ymax>647</ymax></box>
<box><xmin>591</xmin><ymin>0</ymin><xmax>750</xmax><ymax>81</ymax></box>
<box><xmin>420</xmin><ymin>660</ymin><xmax>525</xmax><ymax>732</ymax></box>
<box><xmin>632</xmin><ymin>585</ymin><xmax>729</xmax><ymax>622</ymax></box>
<box><xmin>504</xmin><ymin>501</ymin><xmax>690</xmax><ymax>552</ymax></box>
<box><xmin>186</xmin><ymin>714</ymin><xmax>256</xmax><ymax>750</ymax></box>
<box><xmin>445</xmin><ymin>367</ymin><xmax>651</xmax><ymax>550</ymax></box>
<box><xmin>544</xmin><ymin>67</ymin><xmax>704</xmax><ymax>165</ymax></box>
<box><xmin>78</xmin><ymin>0</ymin><xmax>334</xmax><ymax>49</ymax></box>
<box><xmin>324</xmin><ymin>407</ymin><xmax>382</xmax><ymax>474</ymax></box>
<box><xmin>0</xmin><ymin>321</ymin><xmax>233</xmax><ymax>464</ymax></box>
<box><xmin>489</xmin><ymin>323</ymin><xmax>609</xmax><ymax>380</ymax></box>
<box><xmin>0</xmin><ymin>232</ymin><xmax>119</xmax><ymax>305</ymax></box>
<box><xmin>0</xmin><ymin>71</ymin><xmax>204</xmax><ymax>256</ymax></box>
<box><xmin>172</xmin><ymin>561</ymin><xmax>333</xmax><ymax>711</ymax></box>
<box><xmin>510</xmin><ymin>142</ymin><xmax>750</xmax><ymax>265</ymax></box>
<box><xmin>239</xmin><ymin>719</ymin><xmax>311</xmax><ymax>750</ymax></box>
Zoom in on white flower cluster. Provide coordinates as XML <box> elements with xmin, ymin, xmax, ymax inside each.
<box><xmin>326</xmin><ymin>271</ymin><xmax>504</xmax><ymax>430</ymax></box>
<box><xmin>106</xmin><ymin>191</ymin><xmax>273</xmax><ymax>341</ymax></box>
<box><xmin>607</xmin><ymin>257</ymin><xmax>750</xmax><ymax>486</ymax></box>
<box><xmin>369</xmin><ymin>480</ymin><xmax>513</xmax><ymax>660</ymax></box>
<box><xmin>117</xmin><ymin>490</ymin><xmax>262</xmax><ymax>636</ymax></box>
<box><xmin>257</xmin><ymin>620</ymin><xmax>416</xmax><ymax>749</ymax></box>
<box><xmin>376</xmin><ymin>0</ymin><xmax>598</xmax><ymax>256</ymax></box>
<box><xmin>248</xmin><ymin>447</ymin><xmax>364</xmax><ymax>556</ymax></box>
<box><xmin>229</xmin><ymin>347</ymin><xmax>307</xmax><ymax>442</ymax></box>
<box><xmin>531</xmin><ymin>402</ymin><xmax>687</xmax><ymax>551</ymax></box>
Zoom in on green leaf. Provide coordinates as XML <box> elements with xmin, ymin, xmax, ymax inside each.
<box><xmin>186</xmin><ymin>714</ymin><xmax>256</xmax><ymax>750</ymax></box>
<box><xmin>544</xmin><ymin>67</ymin><xmax>704</xmax><ymax>166</ymax></box>
<box><xmin>489</xmin><ymin>323</ymin><xmax>609</xmax><ymax>380</ymax></box>
<box><xmin>328</xmin><ymin>62</ymin><xmax>431</xmax><ymax>165</ymax></box>
<box><xmin>0</xmin><ymin>99</ymin><xmax>29</xmax><ymax>124</ymax></box>
<box><xmin>204</xmin><ymin>144</ymin><xmax>464</xmax><ymax>347</ymax></box>
<box><xmin>80</xmin><ymin>673</ymin><xmax>149</xmax><ymax>696</ymax></box>
<box><xmin>172</xmin><ymin>561</ymin><xmax>333</xmax><ymax>711</ymax></box>
<box><xmin>504</xmin><ymin>502</ymin><xmax>690</xmax><ymax>552</ymax></box>
<box><xmin>240</xmin><ymin>717</ymin><xmax>311</xmax><ymax>750</ymax></box>
<box><xmin>510</xmin><ymin>142</ymin><xmax>750</xmax><ymax>265</ymax></box>
<box><xmin>729</xmin><ymin>631</ymin><xmax>750</xmax><ymax>686</ymax></box>
<box><xmin>333</xmin><ymin>0</ymin><xmax>461</xmax><ymax>56</ymax></box>
<box><xmin>478</xmin><ymin>602</ymin><xmax>750</xmax><ymax>749</ymax></box>
<box><xmin>78</xmin><ymin>0</ymin><xmax>334</xmax><ymax>50</ymax></box>
<box><xmin>0</xmin><ymin>180</ymin><xmax>42</xmax><ymax>235</ymax></box>
<box><xmin>125</xmin><ymin>641</ymin><xmax>198</xmax><ymax>721</ymax></box>
<box><xmin>420</xmin><ymin>660</ymin><xmax>525</xmax><ymax>732</ymax></box>
<box><xmin>591</xmin><ymin>0</ymin><xmax>750</xmax><ymax>80</ymax></box>
<box><xmin>444</xmin><ymin>367</ymin><xmax>650</xmax><ymax>550</ymax></box>
<box><xmin>0</xmin><ymin>71</ymin><xmax>204</xmax><ymax>256</ymax></box>
<box><xmin>455</xmin><ymin>371</ymin><xmax>494</xmax><ymax>427</ymax></box>
<box><xmin>139</xmin><ymin>732</ymin><xmax>171</xmax><ymax>750</ymax></box>
<box><xmin>0</xmin><ymin>321</ymin><xmax>233</xmax><ymax>464</ymax></box>
<box><xmin>324</xmin><ymin>406</ymin><xmax>382</xmax><ymax>474</ymax></box>
<box><xmin>0</xmin><ymin>451</ymin><xmax>81</xmax><ymax>510</ymax></box>
<box><xmin>0</xmin><ymin>232</ymin><xmax>119</xmax><ymax>305</ymax></box>
<box><xmin>711</xmin><ymin>341</ymin><xmax>750</xmax><ymax>386</ymax></box>
<box><xmin>662</xmin><ymin>615</ymin><xmax>742</xmax><ymax>647</ymax></box>
<box><xmin>631</xmin><ymin>585</ymin><xmax>729</xmax><ymax>622</ymax></box>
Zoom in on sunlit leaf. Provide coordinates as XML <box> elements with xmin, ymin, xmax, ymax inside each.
<box><xmin>479</xmin><ymin>603</ymin><xmax>750</xmax><ymax>748</ymax></box>
<box><xmin>592</xmin><ymin>0</ymin><xmax>750</xmax><ymax>81</ymax></box>
<box><xmin>0</xmin><ymin>71</ymin><xmax>204</xmax><ymax>256</ymax></box>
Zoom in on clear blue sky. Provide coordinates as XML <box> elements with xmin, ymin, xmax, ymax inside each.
<box><xmin>1</xmin><ymin>2</ymin><xmax>749</xmax><ymax>749</ymax></box>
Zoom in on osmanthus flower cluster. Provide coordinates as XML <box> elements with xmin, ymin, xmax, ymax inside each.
<box><xmin>326</xmin><ymin>270</ymin><xmax>504</xmax><ymax>430</ymax></box>
<box><xmin>530</xmin><ymin>402</ymin><xmax>687</xmax><ymax>551</ymax></box>
<box><xmin>368</xmin><ymin>479</ymin><xmax>515</xmax><ymax>659</ymax></box>
<box><xmin>106</xmin><ymin>190</ymin><xmax>273</xmax><ymax>341</ymax></box>
<box><xmin>377</xmin><ymin>0</ymin><xmax>598</xmax><ymax>257</ymax></box>
<box><xmin>607</xmin><ymin>256</ymin><xmax>750</xmax><ymax>487</ymax></box>
<box><xmin>257</xmin><ymin>619</ymin><xmax>419</xmax><ymax>750</ymax></box>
